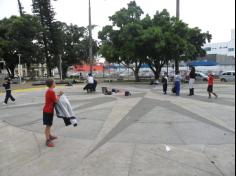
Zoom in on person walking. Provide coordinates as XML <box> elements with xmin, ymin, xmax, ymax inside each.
<box><xmin>175</xmin><ymin>71</ymin><xmax>181</xmax><ymax>96</ymax></box>
<box><xmin>188</xmin><ymin>67</ymin><xmax>196</xmax><ymax>96</ymax></box>
<box><xmin>207</xmin><ymin>72</ymin><xmax>218</xmax><ymax>99</ymax></box>
<box><xmin>2</xmin><ymin>78</ymin><xmax>15</xmax><ymax>105</ymax></box>
<box><xmin>162</xmin><ymin>72</ymin><xmax>168</xmax><ymax>95</ymax></box>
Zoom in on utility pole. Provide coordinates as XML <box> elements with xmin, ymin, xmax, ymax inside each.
<box><xmin>176</xmin><ymin>0</ymin><xmax>180</xmax><ymax>18</ymax></box>
<box><xmin>88</xmin><ymin>0</ymin><xmax>93</xmax><ymax>74</ymax></box>
<box><xmin>175</xmin><ymin>0</ymin><xmax>180</xmax><ymax>74</ymax></box>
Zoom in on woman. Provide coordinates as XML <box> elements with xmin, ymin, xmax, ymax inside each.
<box><xmin>175</xmin><ymin>71</ymin><xmax>181</xmax><ymax>96</ymax></box>
<box><xmin>188</xmin><ymin>67</ymin><xmax>196</xmax><ymax>96</ymax></box>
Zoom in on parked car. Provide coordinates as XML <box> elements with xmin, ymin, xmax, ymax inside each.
<box><xmin>219</xmin><ymin>71</ymin><xmax>235</xmax><ymax>82</ymax></box>
<box><xmin>195</xmin><ymin>72</ymin><xmax>208</xmax><ymax>82</ymax></box>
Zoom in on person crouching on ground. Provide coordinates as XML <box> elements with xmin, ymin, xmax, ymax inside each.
<box><xmin>175</xmin><ymin>71</ymin><xmax>181</xmax><ymax>96</ymax></box>
<box><xmin>43</xmin><ymin>79</ymin><xmax>63</xmax><ymax>147</ymax></box>
<box><xmin>162</xmin><ymin>72</ymin><xmax>168</xmax><ymax>95</ymax></box>
<box><xmin>2</xmin><ymin>78</ymin><xmax>15</xmax><ymax>105</ymax></box>
<box><xmin>188</xmin><ymin>66</ymin><xmax>196</xmax><ymax>96</ymax></box>
<box><xmin>207</xmin><ymin>72</ymin><xmax>218</xmax><ymax>99</ymax></box>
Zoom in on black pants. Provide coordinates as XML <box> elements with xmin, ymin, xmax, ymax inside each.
<box><xmin>4</xmin><ymin>90</ymin><xmax>15</xmax><ymax>104</ymax></box>
<box><xmin>163</xmin><ymin>84</ymin><xmax>167</xmax><ymax>94</ymax></box>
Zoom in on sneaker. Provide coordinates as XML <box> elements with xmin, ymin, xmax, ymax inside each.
<box><xmin>215</xmin><ymin>95</ymin><xmax>218</xmax><ymax>99</ymax></box>
<box><xmin>12</xmin><ymin>100</ymin><xmax>16</xmax><ymax>104</ymax></box>
<box><xmin>46</xmin><ymin>140</ymin><xmax>55</xmax><ymax>147</ymax></box>
<box><xmin>2</xmin><ymin>103</ymin><xmax>7</xmax><ymax>105</ymax></box>
<box><xmin>49</xmin><ymin>135</ymin><xmax>58</xmax><ymax>141</ymax></box>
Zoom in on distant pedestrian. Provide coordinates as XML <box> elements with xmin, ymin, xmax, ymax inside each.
<box><xmin>207</xmin><ymin>72</ymin><xmax>218</xmax><ymax>99</ymax></box>
<box><xmin>2</xmin><ymin>78</ymin><xmax>15</xmax><ymax>105</ymax></box>
<box><xmin>43</xmin><ymin>79</ymin><xmax>63</xmax><ymax>147</ymax></box>
<box><xmin>175</xmin><ymin>71</ymin><xmax>181</xmax><ymax>96</ymax></box>
<box><xmin>162</xmin><ymin>72</ymin><xmax>168</xmax><ymax>95</ymax></box>
<box><xmin>188</xmin><ymin>66</ymin><xmax>196</xmax><ymax>96</ymax></box>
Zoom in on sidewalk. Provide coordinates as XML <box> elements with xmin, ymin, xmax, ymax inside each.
<box><xmin>0</xmin><ymin>83</ymin><xmax>235</xmax><ymax>176</ymax></box>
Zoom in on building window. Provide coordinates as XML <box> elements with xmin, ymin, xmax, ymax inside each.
<box><xmin>204</xmin><ymin>47</ymin><xmax>211</xmax><ymax>51</ymax></box>
<box><xmin>228</xmin><ymin>48</ymin><xmax>235</xmax><ymax>52</ymax></box>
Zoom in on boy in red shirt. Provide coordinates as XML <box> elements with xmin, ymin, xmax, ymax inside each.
<box><xmin>207</xmin><ymin>72</ymin><xmax>218</xmax><ymax>99</ymax></box>
<box><xmin>43</xmin><ymin>79</ymin><xmax>63</xmax><ymax>147</ymax></box>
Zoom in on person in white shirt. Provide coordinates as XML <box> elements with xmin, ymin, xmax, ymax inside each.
<box><xmin>84</xmin><ymin>73</ymin><xmax>97</xmax><ymax>92</ymax></box>
<box><xmin>87</xmin><ymin>73</ymin><xmax>94</xmax><ymax>84</ymax></box>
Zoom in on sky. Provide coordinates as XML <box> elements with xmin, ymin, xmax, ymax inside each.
<box><xmin>0</xmin><ymin>0</ymin><xmax>235</xmax><ymax>43</ymax></box>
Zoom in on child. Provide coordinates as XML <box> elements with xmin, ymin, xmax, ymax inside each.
<box><xmin>162</xmin><ymin>73</ymin><xmax>168</xmax><ymax>95</ymax></box>
<box><xmin>207</xmin><ymin>72</ymin><xmax>218</xmax><ymax>99</ymax></box>
<box><xmin>2</xmin><ymin>78</ymin><xmax>15</xmax><ymax>105</ymax></box>
<box><xmin>43</xmin><ymin>79</ymin><xmax>63</xmax><ymax>147</ymax></box>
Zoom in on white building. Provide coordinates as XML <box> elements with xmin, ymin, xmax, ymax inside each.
<box><xmin>203</xmin><ymin>29</ymin><xmax>235</xmax><ymax>57</ymax></box>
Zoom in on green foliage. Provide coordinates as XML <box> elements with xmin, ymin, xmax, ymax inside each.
<box><xmin>99</xmin><ymin>1</ymin><xmax>145</xmax><ymax>81</ymax></box>
<box><xmin>32</xmin><ymin>0</ymin><xmax>58</xmax><ymax>76</ymax></box>
<box><xmin>0</xmin><ymin>15</ymin><xmax>43</xmax><ymax>77</ymax></box>
<box><xmin>99</xmin><ymin>1</ymin><xmax>212</xmax><ymax>80</ymax></box>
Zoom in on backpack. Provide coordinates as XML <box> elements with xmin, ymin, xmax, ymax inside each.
<box><xmin>125</xmin><ymin>91</ymin><xmax>131</xmax><ymax>96</ymax></box>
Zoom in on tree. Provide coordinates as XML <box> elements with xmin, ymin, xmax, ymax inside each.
<box><xmin>32</xmin><ymin>0</ymin><xmax>59</xmax><ymax>77</ymax></box>
<box><xmin>0</xmin><ymin>15</ymin><xmax>43</xmax><ymax>77</ymax></box>
<box><xmin>144</xmin><ymin>10</ymin><xmax>212</xmax><ymax>78</ymax></box>
<box><xmin>54</xmin><ymin>22</ymin><xmax>99</xmax><ymax>78</ymax></box>
<box><xmin>99</xmin><ymin>1</ymin><xmax>144</xmax><ymax>81</ymax></box>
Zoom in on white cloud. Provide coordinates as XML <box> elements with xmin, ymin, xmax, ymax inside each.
<box><xmin>0</xmin><ymin>0</ymin><xmax>235</xmax><ymax>43</ymax></box>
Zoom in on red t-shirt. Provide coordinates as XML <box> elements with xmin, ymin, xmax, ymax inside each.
<box><xmin>43</xmin><ymin>88</ymin><xmax>58</xmax><ymax>113</ymax></box>
<box><xmin>208</xmin><ymin>75</ymin><xmax>214</xmax><ymax>86</ymax></box>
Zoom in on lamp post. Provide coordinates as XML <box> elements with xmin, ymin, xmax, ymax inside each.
<box><xmin>88</xmin><ymin>0</ymin><xmax>93</xmax><ymax>74</ymax></box>
<box><xmin>59</xmin><ymin>54</ymin><xmax>63</xmax><ymax>80</ymax></box>
<box><xmin>175</xmin><ymin>0</ymin><xmax>180</xmax><ymax>74</ymax></box>
<box><xmin>17</xmin><ymin>54</ymin><xmax>22</xmax><ymax>84</ymax></box>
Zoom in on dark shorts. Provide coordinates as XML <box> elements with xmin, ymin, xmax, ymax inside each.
<box><xmin>43</xmin><ymin>112</ymin><xmax>54</xmax><ymax>126</ymax></box>
<box><xmin>207</xmin><ymin>85</ymin><xmax>213</xmax><ymax>93</ymax></box>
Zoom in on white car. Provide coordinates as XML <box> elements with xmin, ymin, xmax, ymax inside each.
<box><xmin>195</xmin><ymin>72</ymin><xmax>208</xmax><ymax>82</ymax></box>
<box><xmin>220</xmin><ymin>71</ymin><xmax>235</xmax><ymax>82</ymax></box>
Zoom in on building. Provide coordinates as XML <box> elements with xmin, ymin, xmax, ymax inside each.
<box><xmin>203</xmin><ymin>29</ymin><xmax>235</xmax><ymax>57</ymax></box>
<box><xmin>197</xmin><ymin>54</ymin><xmax>235</xmax><ymax>66</ymax></box>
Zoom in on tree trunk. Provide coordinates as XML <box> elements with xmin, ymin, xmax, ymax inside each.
<box><xmin>133</xmin><ymin>62</ymin><xmax>141</xmax><ymax>82</ymax></box>
<box><xmin>6</xmin><ymin>67</ymin><xmax>12</xmax><ymax>78</ymax></box>
<box><xmin>62</xmin><ymin>66</ymin><xmax>68</xmax><ymax>79</ymax></box>
<box><xmin>9</xmin><ymin>66</ymin><xmax>15</xmax><ymax>78</ymax></box>
<box><xmin>134</xmin><ymin>69</ymin><xmax>140</xmax><ymax>82</ymax></box>
<box><xmin>175</xmin><ymin>59</ymin><xmax>180</xmax><ymax>74</ymax></box>
<box><xmin>149</xmin><ymin>62</ymin><xmax>164</xmax><ymax>80</ymax></box>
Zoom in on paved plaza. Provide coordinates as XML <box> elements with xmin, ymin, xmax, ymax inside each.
<box><xmin>0</xmin><ymin>83</ymin><xmax>235</xmax><ymax>176</ymax></box>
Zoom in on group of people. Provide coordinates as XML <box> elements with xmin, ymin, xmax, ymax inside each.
<box><xmin>1</xmin><ymin>70</ymin><xmax>219</xmax><ymax>148</ymax></box>
<box><xmin>162</xmin><ymin>67</ymin><xmax>218</xmax><ymax>99</ymax></box>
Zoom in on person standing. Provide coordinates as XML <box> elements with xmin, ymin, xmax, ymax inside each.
<box><xmin>175</xmin><ymin>71</ymin><xmax>181</xmax><ymax>96</ymax></box>
<box><xmin>188</xmin><ymin>67</ymin><xmax>196</xmax><ymax>96</ymax></box>
<box><xmin>162</xmin><ymin>72</ymin><xmax>168</xmax><ymax>95</ymax></box>
<box><xmin>43</xmin><ymin>79</ymin><xmax>63</xmax><ymax>147</ymax></box>
<box><xmin>2</xmin><ymin>78</ymin><xmax>15</xmax><ymax>105</ymax></box>
<box><xmin>207</xmin><ymin>72</ymin><xmax>218</xmax><ymax>99</ymax></box>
